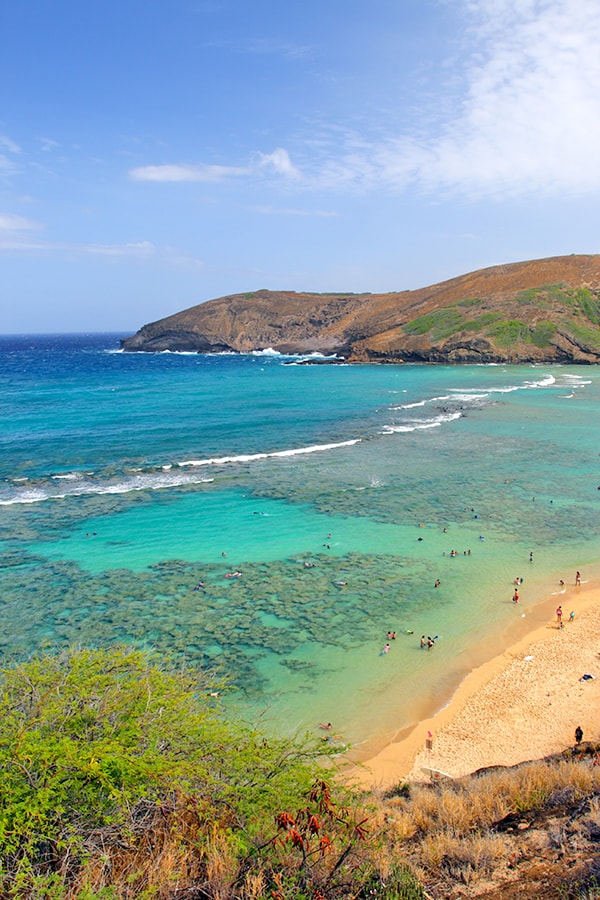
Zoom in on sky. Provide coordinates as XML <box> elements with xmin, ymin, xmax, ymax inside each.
<box><xmin>2</xmin><ymin>0</ymin><xmax>600</xmax><ymax>334</ymax></box>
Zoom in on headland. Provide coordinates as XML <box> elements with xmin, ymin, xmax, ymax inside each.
<box><xmin>121</xmin><ymin>254</ymin><xmax>600</xmax><ymax>363</ymax></box>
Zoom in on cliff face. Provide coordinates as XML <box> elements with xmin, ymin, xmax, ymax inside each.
<box><xmin>121</xmin><ymin>254</ymin><xmax>600</xmax><ymax>363</ymax></box>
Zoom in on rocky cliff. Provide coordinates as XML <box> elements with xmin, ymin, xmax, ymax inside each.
<box><xmin>121</xmin><ymin>254</ymin><xmax>600</xmax><ymax>363</ymax></box>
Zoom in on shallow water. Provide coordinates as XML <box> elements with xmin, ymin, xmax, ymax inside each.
<box><xmin>1</xmin><ymin>334</ymin><xmax>599</xmax><ymax>753</ymax></box>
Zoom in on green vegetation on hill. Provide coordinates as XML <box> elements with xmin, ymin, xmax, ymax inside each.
<box><xmin>401</xmin><ymin>284</ymin><xmax>600</xmax><ymax>352</ymax></box>
<box><xmin>1</xmin><ymin>647</ymin><xmax>599</xmax><ymax>899</ymax></box>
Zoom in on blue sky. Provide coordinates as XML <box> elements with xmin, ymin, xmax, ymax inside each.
<box><xmin>2</xmin><ymin>0</ymin><xmax>600</xmax><ymax>333</ymax></box>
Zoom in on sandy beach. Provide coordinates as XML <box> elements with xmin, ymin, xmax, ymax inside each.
<box><xmin>354</xmin><ymin>579</ymin><xmax>600</xmax><ymax>788</ymax></box>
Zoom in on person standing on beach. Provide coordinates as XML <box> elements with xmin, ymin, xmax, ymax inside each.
<box><xmin>575</xmin><ymin>571</ymin><xmax>581</xmax><ymax>586</ymax></box>
<box><xmin>512</xmin><ymin>589</ymin><xmax>519</xmax><ymax>603</ymax></box>
<box><xmin>556</xmin><ymin>605</ymin><xmax>563</xmax><ymax>628</ymax></box>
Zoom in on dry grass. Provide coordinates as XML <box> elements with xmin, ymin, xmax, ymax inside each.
<box><xmin>366</xmin><ymin>749</ymin><xmax>600</xmax><ymax>896</ymax></box>
<box><xmin>419</xmin><ymin>830</ymin><xmax>505</xmax><ymax>880</ymax></box>
<box><xmin>10</xmin><ymin>750</ymin><xmax>600</xmax><ymax>899</ymax></box>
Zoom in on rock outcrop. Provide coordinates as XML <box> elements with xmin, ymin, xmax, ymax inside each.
<box><xmin>121</xmin><ymin>254</ymin><xmax>600</xmax><ymax>363</ymax></box>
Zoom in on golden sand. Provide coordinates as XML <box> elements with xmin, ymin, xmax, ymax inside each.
<box><xmin>353</xmin><ymin>580</ymin><xmax>600</xmax><ymax>788</ymax></box>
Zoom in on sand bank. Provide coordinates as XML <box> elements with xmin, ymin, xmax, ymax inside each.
<box><xmin>353</xmin><ymin>580</ymin><xmax>600</xmax><ymax>788</ymax></box>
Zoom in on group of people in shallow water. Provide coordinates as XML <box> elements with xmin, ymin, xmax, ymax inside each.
<box><xmin>378</xmin><ymin>626</ymin><xmax>438</xmax><ymax>654</ymax></box>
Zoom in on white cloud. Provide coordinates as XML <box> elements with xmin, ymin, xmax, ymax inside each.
<box><xmin>81</xmin><ymin>240</ymin><xmax>204</xmax><ymax>268</ymax></box>
<box><xmin>0</xmin><ymin>135</ymin><xmax>20</xmax><ymax>154</ymax></box>
<box><xmin>255</xmin><ymin>147</ymin><xmax>300</xmax><ymax>178</ymax></box>
<box><xmin>129</xmin><ymin>148</ymin><xmax>301</xmax><ymax>184</ymax></box>
<box><xmin>0</xmin><ymin>136</ymin><xmax>21</xmax><ymax>178</ymax></box>
<box><xmin>82</xmin><ymin>240</ymin><xmax>157</xmax><ymax>257</ymax></box>
<box><xmin>202</xmin><ymin>36</ymin><xmax>312</xmax><ymax>61</ymax></box>
<box><xmin>310</xmin><ymin>0</ymin><xmax>600</xmax><ymax>199</ymax></box>
<box><xmin>37</xmin><ymin>137</ymin><xmax>61</xmax><ymax>153</ymax></box>
<box><xmin>0</xmin><ymin>212</ymin><xmax>42</xmax><ymax>231</ymax></box>
<box><xmin>254</xmin><ymin>205</ymin><xmax>338</xmax><ymax>217</ymax></box>
<box><xmin>418</xmin><ymin>0</ymin><xmax>600</xmax><ymax>196</ymax></box>
<box><xmin>0</xmin><ymin>233</ymin><xmax>203</xmax><ymax>268</ymax></box>
<box><xmin>129</xmin><ymin>163</ymin><xmax>249</xmax><ymax>182</ymax></box>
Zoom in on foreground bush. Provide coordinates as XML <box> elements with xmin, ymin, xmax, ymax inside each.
<box><xmin>0</xmin><ymin>647</ymin><xmax>396</xmax><ymax>899</ymax></box>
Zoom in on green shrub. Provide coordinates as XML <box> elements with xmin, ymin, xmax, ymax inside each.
<box><xmin>456</xmin><ymin>297</ymin><xmax>483</xmax><ymax>308</ymax></box>
<box><xmin>563</xmin><ymin>321</ymin><xmax>600</xmax><ymax>351</ymax></box>
<box><xmin>485</xmin><ymin>319</ymin><xmax>531</xmax><ymax>347</ymax></box>
<box><xmin>530</xmin><ymin>321</ymin><xmax>557</xmax><ymax>347</ymax></box>
<box><xmin>517</xmin><ymin>284</ymin><xmax>568</xmax><ymax>306</ymax></box>
<box><xmin>461</xmin><ymin>312</ymin><xmax>501</xmax><ymax>332</ymax></box>
<box><xmin>573</xmin><ymin>288</ymin><xmax>600</xmax><ymax>325</ymax></box>
<box><xmin>359</xmin><ymin>863</ymin><xmax>425</xmax><ymax>899</ymax></box>
<box><xmin>403</xmin><ymin>308</ymin><xmax>464</xmax><ymax>340</ymax></box>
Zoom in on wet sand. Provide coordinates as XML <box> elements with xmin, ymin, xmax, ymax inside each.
<box><xmin>352</xmin><ymin>579</ymin><xmax>600</xmax><ymax>787</ymax></box>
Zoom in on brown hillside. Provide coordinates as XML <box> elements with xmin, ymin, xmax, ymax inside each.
<box><xmin>121</xmin><ymin>254</ymin><xmax>600</xmax><ymax>363</ymax></box>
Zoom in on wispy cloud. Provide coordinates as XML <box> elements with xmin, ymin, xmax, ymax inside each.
<box><xmin>310</xmin><ymin>0</ymin><xmax>600</xmax><ymax>199</ymax></box>
<box><xmin>253</xmin><ymin>205</ymin><xmax>338</xmax><ymax>217</ymax></box>
<box><xmin>416</xmin><ymin>0</ymin><xmax>600</xmax><ymax>197</ymax></box>
<box><xmin>0</xmin><ymin>212</ymin><xmax>42</xmax><ymax>231</ymax></box>
<box><xmin>0</xmin><ymin>135</ymin><xmax>21</xmax><ymax>154</ymax></box>
<box><xmin>237</xmin><ymin>37</ymin><xmax>312</xmax><ymax>60</ymax></box>
<box><xmin>202</xmin><ymin>35</ymin><xmax>312</xmax><ymax>61</ymax></box>
<box><xmin>255</xmin><ymin>148</ymin><xmax>300</xmax><ymax>178</ymax></box>
<box><xmin>82</xmin><ymin>240</ymin><xmax>158</xmax><ymax>257</ymax></box>
<box><xmin>0</xmin><ymin>134</ymin><xmax>21</xmax><ymax>178</ymax></box>
<box><xmin>81</xmin><ymin>241</ymin><xmax>204</xmax><ymax>268</ymax></box>
<box><xmin>129</xmin><ymin>162</ymin><xmax>249</xmax><ymax>182</ymax></box>
<box><xmin>129</xmin><ymin>148</ymin><xmax>300</xmax><ymax>183</ymax></box>
<box><xmin>37</xmin><ymin>137</ymin><xmax>61</xmax><ymax>153</ymax></box>
<box><xmin>0</xmin><ymin>231</ymin><xmax>203</xmax><ymax>269</ymax></box>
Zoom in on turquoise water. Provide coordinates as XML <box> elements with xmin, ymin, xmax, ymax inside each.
<box><xmin>1</xmin><ymin>334</ymin><xmax>599</xmax><ymax>755</ymax></box>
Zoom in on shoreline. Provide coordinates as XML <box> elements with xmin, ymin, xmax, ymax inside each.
<box><xmin>351</xmin><ymin>578</ymin><xmax>600</xmax><ymax>788</ymax></box>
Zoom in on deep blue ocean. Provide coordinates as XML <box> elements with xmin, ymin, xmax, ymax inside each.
<box><xmin>1</xmin><ymin>333</ymin><xmax>599</xmax><ymax>756</ymax></box>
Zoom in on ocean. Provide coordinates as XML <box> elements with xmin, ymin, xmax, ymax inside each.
<box><xmin>1</xmin><ymin>333</ymin><xmax>599</xmax><ymax>757</ymax></box>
